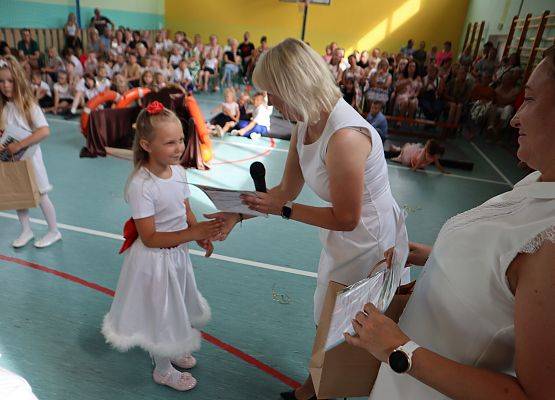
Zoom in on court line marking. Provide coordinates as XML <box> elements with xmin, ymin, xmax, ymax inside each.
<box><xmin>0</xmin><ymin>212</ymin><xmax>318</xmax><ymax>279</ymax></box>
<box><xmin>386</xmin><ymin>162</ymin><xmax>510</xmax><ymax>186</ymax></box>
<box><xmin>0</xmin><ymin>253</ymin><xmax>301</xmax><ymax>389</ymax></box>
<box><xmin>469</xmin><ymin>142</ymin><xmax>514</xmax><ymax>188</ymax></box>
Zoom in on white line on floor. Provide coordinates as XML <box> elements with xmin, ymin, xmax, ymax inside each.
<box><xmin>0</xmin><ymin>212</ymin><xmax>317</xmax><ymax>278</ymax></box>
<box><xmin>469</xmin><ymin>142</ymin><xmax>514</xmax><ymax>188</ymax></box>
<box><xmin>48</xmin><ymin>117</ymin><xmax>80</xmax><ymax>125</ymax></box>
<box><xmin>386</xmin><ymin>163</ymin><xmax>511</xmax><ymax>186</ymax></box>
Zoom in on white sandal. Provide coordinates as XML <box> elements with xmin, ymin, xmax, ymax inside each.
<box><xmin>172</xmin><ymin>354</ymin><xmax>197</xmax><ymax>369</ymax></box>
<box><xmin>152</xmin><ymin>369</ymin><xmax>197</xmax><ymax>391</ymax></box>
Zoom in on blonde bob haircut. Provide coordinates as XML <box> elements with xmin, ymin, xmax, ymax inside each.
<box><xmin>252</xmin><ymin>38</ymin><xmax>341</xmax><ymax>124</ymax></box>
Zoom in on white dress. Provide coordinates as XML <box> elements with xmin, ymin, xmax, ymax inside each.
<box><xmin>102</xmin><ymin>165</ymin><xmax>211</xmax><ymax>358</ymax></box>
<box><xmin>370</xmin><ymin>171</ymin><xmax>555</xmax><ymax>399</ymax></box>
<box><xmin>296</xmin><ymin>98</ymin><xmax>408</xmax><ymax>323</ymax></box>
<box><xmin>2</xmin><ymin>102</ymin><xmax>52</xmax><ymax>194</ymax></box>
<box><xmin>0</xmin><ymin>368</ymin><xmax>38</xmax><ymax>400</ymax></box>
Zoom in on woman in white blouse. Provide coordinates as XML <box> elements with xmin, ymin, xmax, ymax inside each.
<box><xmin>347</xmin><ymin>46</ymin><xmax>555</xmax><ymax>400</ymax></box>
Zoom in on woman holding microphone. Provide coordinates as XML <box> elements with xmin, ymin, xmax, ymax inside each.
<box><xmin>207</xmin><ymin>38</ymin><xmax>407</xmax><ymax>400</ymax></box>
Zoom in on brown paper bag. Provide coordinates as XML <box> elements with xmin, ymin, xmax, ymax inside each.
<box><xmin>0</xmin><ymin>159</ymin><xmax>40</xmax><ymax>211</ymax></box>
<box><xmin>309</xmin><ymin>280</ymin><xmax>410</xmax><ymax>399</ymax></box>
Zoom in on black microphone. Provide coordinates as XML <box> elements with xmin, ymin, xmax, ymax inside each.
<box><xmin>250</xmin><ymin>161</ymin><xmax>267</xmax><ymax>193</ymax></box>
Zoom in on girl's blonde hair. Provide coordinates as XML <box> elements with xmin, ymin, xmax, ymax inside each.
<box><xmin>252</xmin><ymin>38</ymin><xmax>341</xmax><ymax>124</ymax></box>
<box><xmin>125</xmin><ymin>105</ymin><xmax>182</xmax><ymax>197</ymax></box>
<box><xmin>223</xmin><ymin>87</ymin><xmax>236</xmax><ymax>100</ymax></box>
<box><xmin>0</xmin><ymin>55</ymin><xmax>37</xmax><ymax>130</ymax></box>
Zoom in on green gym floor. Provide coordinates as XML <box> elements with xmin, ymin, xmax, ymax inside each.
<box><xmin>0</xmin><ymin>92</ymin><xmax>527</xmax><ymax>400</ymax></box>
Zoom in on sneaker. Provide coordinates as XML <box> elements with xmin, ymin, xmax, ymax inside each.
<box><xmin>12</xmin><ymin>230</ymin><xmax>34</xmax><ymax>248</ymax></box>
<box><xmin>34</xmin><ymin>231</ymin><xmax>62</xmax><ymax>248</ymax></box>
<box><xmin>152</xmin><ymin>369</ymin><xmax>197</xmax><ymax>391</ymax></box>
<box><xmin>230</xmin><ymin>129</ymin><xmax>240</xmax><ymax>136</ymax></box>
<box><xmin>172</xmin><ymin>354</ymin><xmax>197</xmax><ymax>369</ymax></box>
<box><xmin>250</xmin><ymin>133</ymin><xmax>261</xmax><ymax>141</ymax></box>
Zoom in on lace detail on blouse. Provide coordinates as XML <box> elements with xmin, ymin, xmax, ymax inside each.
<box><xmin>438</xmin><ymin>197</ymin><xmax>527</xmax><ymax>238</ymax></box>
<box><xmin>519</xmin><ymin>225</ymin><xmax>555</xmax><ymax>254</ymax></box>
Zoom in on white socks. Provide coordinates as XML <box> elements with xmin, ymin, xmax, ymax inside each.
<box><xmin>153</xmin><ymin>356</ymin><xmax>172</xmax><ymax>375</ymax></box>
<box><xmin>39</xmin><ymin>194</ymin><xmax>58</xmax><ymax>234</ymax></box>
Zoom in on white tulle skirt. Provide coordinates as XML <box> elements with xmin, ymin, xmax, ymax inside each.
<box><xmin>102</xmin><ymin>240</ymin><xmax>211</xmax><ymax>358</ymax></box>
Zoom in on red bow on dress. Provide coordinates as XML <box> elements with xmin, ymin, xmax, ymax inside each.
<box><xmin>119</xmin><ymin>218</ymin><xmax>138</xmax><ymax>254</ymax></box>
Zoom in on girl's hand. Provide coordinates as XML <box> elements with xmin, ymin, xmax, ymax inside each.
<box><xmin>196</xmin><ymin>239</ymin><xmax>214</xmax><ymax>257</ymax></box>
<box><xmin>1</xmin><ymin>142</ymin><xmax>22</xmax><ymax>155</ymax></box>
<box><xmin>241</xmin><ymin>192</ymin><xmax>283</xmax><ymax>215</ymax></box>
<box><xmin>203</xmin><ymin>212</ymin><xmax>240</xmax><ymax>241</ymax></box>
<box><xmin>344</xmin><ymin>302</ymin><xmax>410</xmax><ymax>363</ymax></box>
<box><xmin>188</xmin><ymin>219</ymin><xmax>224</xmax><ymax>241</ymax></box>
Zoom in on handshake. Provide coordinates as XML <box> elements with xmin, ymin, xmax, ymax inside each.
<box><xmin>189</xmin><ymin>162</ymin><xmax>271</xmax><ymax>256</ymax></box>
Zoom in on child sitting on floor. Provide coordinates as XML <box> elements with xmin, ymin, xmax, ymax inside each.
<box><xmin>230</xmin><ymin>92</ymin><xmax>272</xmax><ymax>140</ymax></box>
<box><xmin>31</xmin><ymin>71</ymin><xmax>54</xmax><ymax>112</ymax></box>
<box><xmin>390</xmin><ymin>139</ymin><xmax>448</xmax><ymax>173</ymax></box>
<box><xmin>210</xmin><ymin>87</ymin><xmax>239</xmax><ymax>137</ymax></box>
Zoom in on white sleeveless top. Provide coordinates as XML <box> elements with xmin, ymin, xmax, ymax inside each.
<box><xmin>371</xmin><ymin>171</ymin><xmax>555</xmax><ymax>399</ymax></box>
<box><xmin>296</xmin><ymin>98</ymin><xmax>407</xmax><ymax>323</ymax></box>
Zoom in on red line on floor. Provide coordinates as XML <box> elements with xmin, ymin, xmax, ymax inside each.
<box><xmin>0</xmin><ymin>253</ymin><xmax>300</xmax><ymax>389</ymax></box>
<box><xmin>211</xmin><ymin>138</ymin><xmax>276</xmax><ymax>165</ymax></box>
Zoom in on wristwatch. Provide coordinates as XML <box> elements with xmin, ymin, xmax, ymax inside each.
<box><xmin>388</xmin><ymin>340</ymin><xmax>420</xmax><ymax>374</ymax></box>
<box><xmin>281</xmin><ymin>201</ymin><xmax>293</xmax><ymax>220</ymax></box>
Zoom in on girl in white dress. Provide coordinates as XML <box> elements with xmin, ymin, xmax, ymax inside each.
<box><xmin>0</xmin><ymin>56</ymin><xmax>61</xmax><ymax>248</ymax></box>
<box><xmin>101</xmin><ymin>101</ymin><xmax>223</xmax><ymax>391</ymax></box>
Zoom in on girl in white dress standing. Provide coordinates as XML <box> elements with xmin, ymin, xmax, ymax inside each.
<box><xmin>0</xmin><ymin>56</ymin><xmax>61</xmax><ymax>248</ymax></box>
<box><xmin>101</xmin><ymin>101</ymin><xmax>223</xmax><ymax>391</ymax></box>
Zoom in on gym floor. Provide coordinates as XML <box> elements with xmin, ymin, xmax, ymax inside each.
<box><xmin>0</xmin><ymin>92</ymin><xmax>526</xmax><ymax>399</ymax></box>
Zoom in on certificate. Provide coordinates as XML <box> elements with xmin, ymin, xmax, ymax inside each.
<box><xmin>193</xmin><ymin>184</ymin><xmax>267</xmax><ymax>217</ymax></box>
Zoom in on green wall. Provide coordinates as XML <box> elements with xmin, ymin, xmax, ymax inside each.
<box><xmin>0</xmin><ymin>0</ymin><xmax>164</xmax><ymax>29</ymax></box>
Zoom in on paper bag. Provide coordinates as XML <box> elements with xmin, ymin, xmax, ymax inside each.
<box><xmin>0</xmin><ymin>159</ymin><xmax>40</xmax><ymax>211</ymax></box>
<box><xmin>309</xmin><ymin>280</ymin><xmax>410</xmax><ymax>399</ymax></box>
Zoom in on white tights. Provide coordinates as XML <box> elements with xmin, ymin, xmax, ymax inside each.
<box><xmin>16</xmin><ymin>194</ymin><xmax>58</xmax><ymax>234</ymax></box>
<box><xmin>152</xmin><ymin>355</ymin><xmax>172</xmax><ymax>375</ymax></box>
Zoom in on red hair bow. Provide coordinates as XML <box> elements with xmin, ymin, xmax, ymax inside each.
<box><xmin>146</xmin><ymin>101</ymin><xmax>165</xmax><ymax>115</ymax></box>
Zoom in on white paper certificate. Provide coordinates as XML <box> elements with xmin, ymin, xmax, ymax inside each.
<box><xmin>193</xmin><ymin>184</ymin><xmax>267</xmax><ymax>217</ymax></box>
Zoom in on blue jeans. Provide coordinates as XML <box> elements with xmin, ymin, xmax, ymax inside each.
<box><xmin>237</xmin><ymin>120</ymin><xmax>269</xmax><ymax>138</ymax></box>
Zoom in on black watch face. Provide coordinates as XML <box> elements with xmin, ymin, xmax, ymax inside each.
<box><xmin>389</xmin><ymin>350</ymin><xmax>409</xmax><ymax>373</ymax></box>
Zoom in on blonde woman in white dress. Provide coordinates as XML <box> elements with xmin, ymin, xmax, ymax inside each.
<box><xmin>346</xmin><ymin>45</ymin><xmax>555</xmax><ymax>400</ymax></box>
<box><xmin>206</xmin><ymin>38</ymin><xmax>407</xmax><ymax>400</ymax></box>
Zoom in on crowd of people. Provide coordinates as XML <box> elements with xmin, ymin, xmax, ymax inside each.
<box><xmin>0</xmin><ymin>8</ymin><xmax>270</xmax><ymax>126</ymax></box>
<box><xmin>333</xmin><ymin>39</ymin><xmax>524</xmax><ymax>143</ymax></box>
<box><xmin>0</xmin><ymin>7</ymin><xmax>524</xmax><ymax>145</ymax></box>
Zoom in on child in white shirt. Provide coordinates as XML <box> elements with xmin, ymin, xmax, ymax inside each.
<box><xmin>0</xmin><ymin>56</ymin><xmax>62</xmax><ymax>248</ymax></box>
<box><xmin>231</xmin><ymin>91</ymin><xmax>272</xmax><ymax>140</ymax></box>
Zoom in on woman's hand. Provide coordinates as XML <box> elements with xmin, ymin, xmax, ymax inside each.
<box><xmin>241</xmin><ymin>192</ymin><xmax>284</xmax><ymax>216</ymax></box>
<box><xmin>344</xmin><ymin>302</ymin><xmax>410</xmax><ymax>363</ymax></box>
<box><xmin>203</xmin><ymin>212</ymin><xmax>240</xmax><ymax>241</ymax></box>
<box><xmin>407</xmin><ymin>242</ymin><xmax>432</xmax><ymax>266</ymax></box>
<box><xmin>196</xmin><ymin>239</ymin><xmax>214</xmax><ymax>257</ymax></box>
